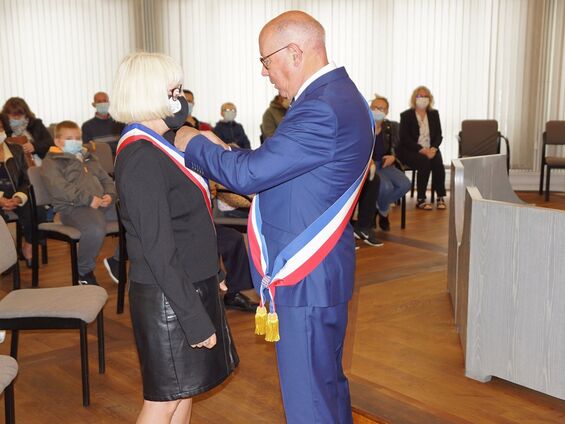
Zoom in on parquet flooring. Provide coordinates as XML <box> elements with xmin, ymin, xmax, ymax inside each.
<box><xmin>1</xmin><ymin>191</ymin><xmax>564</xmax><ymax>423</ymax></box>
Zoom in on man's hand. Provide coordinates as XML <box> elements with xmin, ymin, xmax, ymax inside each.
<box><xmin>100</xmin><ymin>194</ymin><xmax>112</xmax><ymax>208</ymax></box>
<box><xmin>90</xmin><ymin>196</ymin><xmax>103</xmax><ymax>209</ymax></box>
<box><xmin>174</xmin><ymin>126</ymin><xmax>201</xmax><ymax>152</ymax></box>
<box><xmin>382</xmin><ymin>155</ymin><xmax>396</xmax><ymax>168</ymax></box>
<box><xmin>426</xmin><ymin>147</ymin><xmax>437</xmax><ymax>159</ymax></box>
<box><xmin>191</xmin><ymin>333</ymin><xmax>217</xmax><ymax>349</ymax></box>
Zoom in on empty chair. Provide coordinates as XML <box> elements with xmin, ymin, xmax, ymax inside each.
<box><xmin>92</xmin><ymin>142</ymin><xmax>115</xmax><ymax>176</ymax></box>
<box><xmin>459</xmin><ymin>120</ymin><xmax>510</xmax><ymax>172</ymax></box>
<box><xmin>539</xmin><ymin>120</ymin><xmax>565</xmax><ymax>201</ymax></box>
<box><xmin>0</xmin><ymin>355</ymin><xmax>18</xmax><ymax>424</ymax></box>
<box><xmin>0</xmin><ymin>218</ymin><xmax>108</xmax><ymax>407</ymax></box>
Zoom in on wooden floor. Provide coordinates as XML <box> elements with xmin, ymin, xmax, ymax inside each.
<box><xmin>1</xmin><ymin>191</ymin><xmax>565</xmax><ymax>423</ymax></box>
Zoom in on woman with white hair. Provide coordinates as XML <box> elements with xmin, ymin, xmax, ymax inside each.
<box><xmin>398</xmin><ymin>86</ymin><xmax>446</xmax><ymax>210</ymax></box>
<box><xmin>111</xmin><ymin>52</ymin><xmax>238</xmax><ymax>423</ymax></box>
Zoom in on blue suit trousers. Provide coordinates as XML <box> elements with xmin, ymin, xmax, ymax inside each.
<box><xmin>275</xmin><ymin>303</ymin><xmax>353</xmax><ymax>424</ymax></box>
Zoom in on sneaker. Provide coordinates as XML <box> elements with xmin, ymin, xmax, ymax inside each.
<box><xmin>354</xmin><ymin>227</ymin><xmax>384</xmax><ymax>247</ymax></box>
<box><xmin>78</xmin><ymin>271</ymin><xmax>98</xmax><ymax>285</ymax></box>
<box><xmin>103</xmin><ymin>257</ymin><xmax>120</xmax><ymax>284</ymax></box>
<box><xmin>378</xmin><ymin>213</ymin><xmax>390</xmax><ymax>232</ymax></box>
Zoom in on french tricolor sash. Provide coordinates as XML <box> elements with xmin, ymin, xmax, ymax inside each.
<box><xmin>248</xmin><ymin>155</ymin><xmax>372</xmax><ymax>342</ymax></box>
<box><xmin>116</xmin><ymin>123</ymin><xmax>213</xmax><ymax>221</ymax></box>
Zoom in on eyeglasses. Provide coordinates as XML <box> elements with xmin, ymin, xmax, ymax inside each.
<box><xmin>259</xmin><ymin>45</ymin><xmax>290</xmax><ymax>70</ymax></box>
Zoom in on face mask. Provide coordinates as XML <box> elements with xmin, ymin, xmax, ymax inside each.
<box><xmin>223</xmin><ymin>110</ymin><xmax>236</xmax><ymax>122</ymax></box>
<box><xmin>0</xmin><ymin>131</ymin><xmax>6</xmax><ymax>144</ymax></box>
<box><xmin>95</xmin><ymin>102</ymin><xmax>110</xmax><ymax>115</ymax></box>
<box><xmin>63</xmin><ymin>139</ymin><xmax>83</xmax><ymax>155</ymax></box>
<box><xmin>415</xmin><ymin>97</ymin><xmax>430</xmax><ymax>109</ymax></box>
<box><xmin>9</xmin><ymin>118</ymin><xmax>28</xmax><ymax>135</ymax></box>
<box><xmin>164</xmin><ymin>95</ymin><xmax>189</xmax><ymax>130</ymax></box>
<box><xmin>187</xmin><ymin>102</ymin><xmax>194</xmax><ymax>116</ymax></box>
<box><xmin>372</xmin><ymin>109</ymin><xmax>386</xmax><ymax>122</ymax></box>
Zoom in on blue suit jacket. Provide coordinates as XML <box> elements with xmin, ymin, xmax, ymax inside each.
<box><xmin>185</xmin><ymin>67</ymin><xmax>373</xmax><ymax>307</ymax></box>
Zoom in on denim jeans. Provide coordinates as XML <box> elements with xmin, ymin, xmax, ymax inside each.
<box><xmin>376</xmin><ymin>165</ymin><xmax>411</xmax><ymax>214</ymax></box>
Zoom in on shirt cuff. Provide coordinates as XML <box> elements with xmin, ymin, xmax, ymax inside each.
<box><xmin>13</xmin><ymin>191</ymin><xmax>28</xmax><ymax>206</ymax></box>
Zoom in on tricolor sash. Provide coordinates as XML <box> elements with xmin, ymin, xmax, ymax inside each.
<box><xmin>116</xmin><ymin>123</ymin><xmax>213</xmax><ymax>221</ymax></box>
<box><xmin>248</xmin><ymin>155</ymin><xmax>372</xmax><ymax>342</ymax></box>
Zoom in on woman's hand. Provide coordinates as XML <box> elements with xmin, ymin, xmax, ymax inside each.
<box><xmin>22</xmin><ymin>142</ymin><xmax>35</xmax><ymax>153</ymax></box>
<box><xmin>382</xmin><ymin>155</ymin><xmax>396</xmax><ymax>168</ymax></box>
<box><xmin>0</xmin><ymin>197</ymin><xmax>19</xmax><ymax>211</ymax></box>
<box><xmin>191</xmin><ymin>333</ymin><xmax>217</xmax><ymax>349</ymax></box>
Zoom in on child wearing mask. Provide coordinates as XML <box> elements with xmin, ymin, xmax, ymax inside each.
<box><xmin>41</xmin><ymin>120</ymin><xmax>119</xmax><ymax>285</ymax></box>
<box><xmin>213</xmin><ymin>102</ymin><xmax>251</xmax><ymax>149</ymax></box>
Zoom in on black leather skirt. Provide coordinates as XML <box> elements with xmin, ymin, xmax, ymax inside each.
<box><xmin>129</xmin><ymin>276</ymin><xmax>239</xmax><ymax>401</ymax></box>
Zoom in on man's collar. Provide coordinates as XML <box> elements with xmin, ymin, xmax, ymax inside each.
<box><xmin>294</xmin><ymin>62</ymin><xmax>337</xmax><ymax>102</ymax></box>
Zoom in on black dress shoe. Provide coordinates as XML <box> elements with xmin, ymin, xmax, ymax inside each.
<box><xmin>378</xmin><ymin>213</ymin><xmax>390</xmax><ymax>232</ymax></box>
<box><xmin>224</xmin><ymin>292</ymin><xmax>259</xmax><ymax>313</ymax></box>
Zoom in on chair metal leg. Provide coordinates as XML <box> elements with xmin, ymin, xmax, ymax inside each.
<box><xmin>545</xmin><ymin>167</ymin><xmax>551</xmax><ymax>201</ymax></box>
<box><xmin>97</xmin><ymin>311</ymin><xmax>105</xmax><ymax>374</ymax></box>
<box><xmin>410</xmin><ymin>170</ymin><xmax>416</xmax><ymax>198</ymax></box>
<box><xmin>71</xmin><ymin>241</ymin><xmax>79</xmax><ymax>285</ymax></box>
<box><xmin>12</xmin><ymin>263</ymin><xmax>20</xmax><ymax>291</ymax></box>
<box><xmin>15</xmin><ymin>222</ymin><xmax>22</xmax><ymax>261</ymax></box>
<box><xmin>79</xmin><ymin>322</ymin><xmax>90</xmax><ymax>407</ymax></box>
<box><xmin>41</xmin><ymin>239</ymin><xmax>48</xmax><ymax>265</ymax></box>
<box><xmin>10</xmin><ymin>330</ymin><xmax>19</xmax><ymax>358</ymax></box>
<box><xmin>4</xmin><ymin>382</ymin><xmax>15</xmax><ymax>424</ymax></box>
<box><xmin>539</xmin><ymin>164</ymin><xmax>545</xmax><ymax>194</ymax></box>
<box><xmin>401</xmin><ymin>194</ymin><xmax>406</xmax><ymax>229</ymax></box>
<box><xmin>31</xmin><ymin>232</ymin><xmax>40</xmax><ymax>288</ymax></box>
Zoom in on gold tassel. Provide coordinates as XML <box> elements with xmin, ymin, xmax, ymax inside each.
<box><xmin>265</xmin><ymin>312</ymin><xmax>280</xmax><ymax>342</ymax></box>
<box><xmin>255</xmin><ymin>306</ymin><xmax>267</xmax><ymax>335</ymax></box>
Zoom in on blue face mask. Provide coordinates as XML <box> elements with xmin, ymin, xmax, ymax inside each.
<box><xmin>95</xmin><ymin>102</ymin><xmax>110</xmax><ymax>115</ymax></box>
<box><xmin>63</xmin><ymin>139</ymin><xmax>83</xmax><ymax>155</ymax></box>
<box><xmin>372</xmin><ymin>109</ymin><xmax>386</xmax><ymax>122</ymax></box>
<box><xmin>9</xmin><ymin>118</ymin><xmax>28</xmax><ymax>135</ymax></box>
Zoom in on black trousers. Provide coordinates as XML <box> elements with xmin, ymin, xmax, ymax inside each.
<box><xmin>215</xmin><ymin>225</ymin><xmax>253</xmax><ymax>295</ymax></box>
<box><xmin>401</xmin><ymin>149</ymin><xmax>446</xmax><ymax>200</ymax></box>
<box><xmin>356</xmin><ymin>173</ymin><xmax>380</xmax><ymax>229</ymax></box>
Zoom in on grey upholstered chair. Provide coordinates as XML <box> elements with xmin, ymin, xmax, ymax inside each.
<box><xmin>0</xmin><ymin>355</ymin><xmax>18</xmax><ymax>424</ymax></box>
<box><xmin>0</xmin><ymin>218</ymin><xmax>108</xmax><ymax>407</ymax></box>
<box><xmin>92</xmin><ymin>142</ymin><xmax>115</xmax><ymax>176</ymax></box>
<box><xmin>539</xmin><ymin>120</ymin><xmax>565</xmax><ymax>201</ymax></box>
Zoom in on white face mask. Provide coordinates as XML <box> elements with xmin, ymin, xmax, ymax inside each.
<box><xmin>0</xmin><ymin>131</ymin><xmax>6</xmax><ymax>144</ymax></box>
<box><xmin>415</xmin><ymin>97</ymin><xmax>430</xmax><ymax>109</ymax></box>
<box><xmin>223</xmin><ymin>110</ymin><xmax>236</xmax><ymax>122</ymax></box>
<box><xmin>168</xmin><ymin>96</ymin><xmax>182</xmax><ymax>114</ymax></box>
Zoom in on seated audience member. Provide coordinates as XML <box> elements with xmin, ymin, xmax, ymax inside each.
<box><xmin>0</xmin><ymin>97</ymin><xmax>54</xmax><ymax>164</ymax></box>
<box><xmin>182</xmin><ymin>89</ymin><xmax>212</xmax><ymax>130</ymax></box>
<box><xmin>41</xmin><ymin>121</ymin><xmax>119</xmax><ymax>285</ymax></box>
<box><xmin>81</xmin><ymin>91</ymin><xmax>125</xmax><ymax>156</ymax></box>
<box><xmin>216</xmin><ymin>225</ymin><xmax>258</xmax><ymax>313</ymax></box>
<box><xmin>260</xmin><ymin>94</ymin><xmax>289</xmax><ymax>142</ymax></box>
<box><xmin>354</xmin><ymin>161</ymin><xmax>382</xmax><ymax>247</ymax></box>
<box><xmin>399</xmin><ymin>86</ymin><xmax>446</xmax><ymax>210</ymax></box>
<box><xmin>0</xmin><ymin>119</ymin><xmax>42</xmax><ymax>265</ymax></box>
<box><xmin>370</xmin><ymin>95</ymin><xmax>411</xmax><ymax>231</ymax></box>
<box><xmin>213</xmin><ymin>102</ymin><xmax>251</xmax><ymax>149</ymax></box>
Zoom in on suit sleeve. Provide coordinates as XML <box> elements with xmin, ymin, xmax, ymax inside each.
<box><xmin>430</xmin><ymin>110</ymin><xmax>443</xmax><ymax>149</ymax></box>
<box><xmin>118</xmin><ymin>144</ymin><xmax>215</xmax><ymax>344</ymax></box>
<box><xmin>185</xmin><ymin>99</ymin><xmax>336</xmax><ymax>194</ymax></box>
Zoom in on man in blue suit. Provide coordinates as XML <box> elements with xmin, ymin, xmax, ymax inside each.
<box><xmin>175</xmin><ymin>10</ymin><xmax>373</xmax><ymax>423</ymax></box>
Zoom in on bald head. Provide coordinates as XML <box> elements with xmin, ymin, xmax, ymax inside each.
<box><xmin>260</xmin><ymin>10</ymin><xmax>326</xmax><ymax>57</ymax></box>
<box><xmin>259</xmin><ymin>11</ymin><xmax>329</xmax><ymax>99</ymax></box>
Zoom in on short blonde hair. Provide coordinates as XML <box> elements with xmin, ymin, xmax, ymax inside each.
<box><xmin>55</xmin><ymin>120</ymin><xmax>80</xmax><ymax>138</ymax></box>
<box><xmin>109</xmin><ymin>52</ymin><xmax>183</xmax><ymax>124</ymax></box>
<box><xmin>409</xmin><ymin>86</ymin><xmax>434</xmax><ymax>110</ymax></box>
